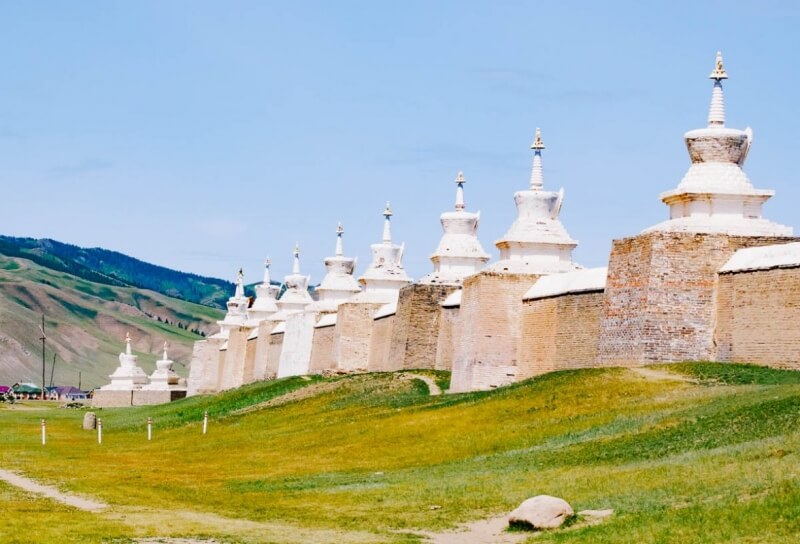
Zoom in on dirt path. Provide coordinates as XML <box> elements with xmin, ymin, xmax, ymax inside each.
<box><xmin>0</xmin><ymin>468</ymin><xmax>108</xmax><ymax>511</ymax></box>
<box><xmin>402</xmin><ymin>373</ymin><xmax>443</xmax><ymax>395</ymax></box>
<box><xmin>413</xmin><ymin>515</ymin><xmax>526</xmax><ymax>544</ymax></box>
<box><xmin>630</xmin><ymin>367</ymin><xmax>696</xmax><ymax>383</ymax></box>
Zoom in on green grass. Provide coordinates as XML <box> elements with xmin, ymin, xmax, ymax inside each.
<box><xmin>1</xmin><ymin>363</ymin><xmax>800</xmax><ymax>543</ymax></box>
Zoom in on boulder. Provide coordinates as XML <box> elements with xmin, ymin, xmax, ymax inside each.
<box><xmin>508</xmin><ymin>495</ymin><xmax>574</xmax><ymax>530</ymax></box>
<box><xmin>82</xmin><ymin>412</ymin><xmax>97</xmax><ymax>430</ymax></box>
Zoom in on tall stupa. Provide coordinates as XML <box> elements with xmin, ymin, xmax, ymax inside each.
<box><xmin>646</xmin><ymin>51</ymin><xmax>791</xmax><ymax>236</ymax></box>
<box><xmin>490</xmin><ymin>129</ymin><xmax>580</xmax><ymax>274</ymax></box>
<box><xmin>420</xmin><ymin>172</ymin><xmax>490</xmax><ymax>284</ymax></box>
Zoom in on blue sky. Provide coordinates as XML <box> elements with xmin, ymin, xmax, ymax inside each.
<box><xmin>1</xmin><ymin>1</ymin><xmax>799</xmax><ymax>284</ymax></box>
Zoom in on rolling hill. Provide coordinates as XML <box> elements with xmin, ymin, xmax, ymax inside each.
<box><xmin>0</xmin><ymin>235</ymin><xmax>236</xmax><ymax>309</ymax></box>
<box><xmin>0</xmin><ymin>254</ymin><xmax>224</xmax><ymax>389</ymax></box>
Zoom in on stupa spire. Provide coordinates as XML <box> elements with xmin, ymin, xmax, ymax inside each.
<box><xmin>708</xmin><ymin>51</ymin><xmax>728</xmax><ymax>127</ymax></box>
<box><xmin>529</xmin><ymin>128</ymin><xmax>545</xmax><ymax>189</ymax></box>
<box><xmin>292</xmin><ymin>243</ymin><xmax>300</xmax><ymax>274</ymax></box>
<box><xmin>234</xmin><ymin>268</ymin><xmax>244</xmax><ymax>298</ymax></box>
<box><xmin>455</xmin><ymin>171</ymin><xmax>466</xmax><ymax>211</ymax></box>
<box><xmin>382</xmin><ymin>202</ymin><xmax>393</xmax><ymax>244</ymax></box>
<box><xmin>125</xmin><ymin>332</ymin><xmax>132</xmax><ymax>355</ymax></box>
<box><xmin>336</xmin><ymin>222</ymin><xmax>344</xmax><ymax>256</ymax></box>
<box><xmin>262</xmin><ymin>257</ymin><xmax>271</xmax><ymax>285</ymax></box>
<box><xmin>162</xmin><ymin>341</ymin><xmax>169</xmax><ymax>361</ymax></box>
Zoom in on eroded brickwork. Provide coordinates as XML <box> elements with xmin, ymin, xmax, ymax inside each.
<box><xmin>187</xmin><ymin>336</ymin><xmax>226</xmax><ymax>395</ymax></box>
<box><xmin>388</xmin><ymin>284</ymin><xmax>458</xmax><ymax>371</ymax></box>
<box><xmin>241</xmin><ymin>336</ymin><xmax>258</xmax><ymax>384</ymax></box>
<box><xmin>598</xmin><ymin>232</ymin><xmax>796</xmax><ymax>366</ymax></box>
<box><xmin>519</xmin><ymin>290</ymin><xmax>605</xmax><ymax>378</ymax></box>
<box><xmin>450</xmin><ymin>271</ymin><xmax>540</xmax><ymax>392</ymax></box>
<box><xmin>332</xmin><ymin>302</ymin><xmax>383</xmax><ymax>372</ymax></box>
<box><xmin>434</xmin><ymin>306</ymin><xmax>459</xmax><ymax>371</ymax></box>
<box><xmin>368</xmin><ymin>314</ymin><xmax>395</xmax><ymax>371</ymax></box>
<box><xmin>716</xmin><ymin>266</ymin><xmax>800</xmax><ymax>369</ymax></box>
<box><xmin>309</xmin><ymin>324</ymin><xmax>336</xmax><ymax>374</ymax></box>
<box><xmin>265</xmin><ymin>332</ymin><xmax>284</xmax><ymax>378</ymax></box>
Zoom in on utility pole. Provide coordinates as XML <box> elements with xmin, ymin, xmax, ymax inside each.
<box><xmin>78</xmin><ymin>371</ymin><xmax>82</xmax><ymax>391</ymax></box>
<box><xmin>49</xmin><ymin>353</ymin><xmax>56</xmax><ymax>388</ymax></box>
<box><xmin>39</xmin><ymin>315</ymin><xmax>46</xmax><ymax>401</ymax></box>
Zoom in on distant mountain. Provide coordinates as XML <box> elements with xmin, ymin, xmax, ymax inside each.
<box><xmin>0</xmin><ymin>236</ymin><xmax>234</xmax><ymax>309</ymax></box>
<box><xmin>0</xmin><ymin>254</ymin><xmax>225</xmax><ymax>389</ymax></box>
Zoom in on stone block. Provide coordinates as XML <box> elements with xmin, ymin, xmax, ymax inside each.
<box><xmin>368</xmin><ymin>314</ymin><xmax>395</xmax><ymax>371</ymax></box>
<box><xmin>91</xmin><ymin>389</ymin><xmax>133</xmax><ymax>408</ymax></box>
<box><xmin>309</xmin><ymin>322</ymin><xmax>337</xmax><ymax>374</ymax></box>
<box><xmin>387</xmin><ymin>283</ymin><xmax>458</xmax><ymax>371</ymax></box>
<box><xmin>450</xmin><ymin>270</ymin><xmax>541</xmax><ymax>392</ymax></box>
<box><xmin>332</xmin><ymin>302</ymin><xmax>383</xmax><ymax>372</ymax></box>
<box><xmin>598</xmin><ymin>231</ymin><xmax>796</xmax><ymax>366</ymax></box>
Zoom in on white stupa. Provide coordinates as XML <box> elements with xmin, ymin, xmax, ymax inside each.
<box><xmin>308</xmin><ymin>223</ymin><xmax>361</xmax><ymax>312</ymax></box>
<box><xmin>214</xmin><ymin>269</ymin><xmax>250</xmax><ymax>338</ymax></box>
<box><xmin>268</xmin><ymin>244</ymin><xmax>314</xmax><ymax>324</ymax></box>
<box><xmin>420</xmin><ymin>172</ymin><xmax>490</xmax><ymax>284</ymax></box>
<box><xmin>646</xmin><ymin>52</ymin><xmax>791</xmax><ymax>236</ymax></box>
<box><xmin>101</xmin><ymin>333</ymin><xmax>149</xmax><ymax>390</ymax></box>
<box><xmin>490</xmin><ymin>129</ymin><xmax>579</xmax><ymax>274</ymax></box>
<box><xmin>144</xmin><ymin>342</ymin><xmax>183</xmax><ymax>391</ymax></box>
<box><xmin>349</xmin><ymin>203</ymin><xmax>412</xmax><ymax>304</ymax></box>
<box><xmin>247</xmin><ymin>258</ymin><xmax>280</xmax><ymax>323</ymax></box>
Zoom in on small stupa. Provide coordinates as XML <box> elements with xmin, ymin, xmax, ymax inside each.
<box><xmin>247</xmin><ymin>258</ymin><xmax>280</xmax><ymax>323</ymax></box>
<box><xmin>490</xmin><ymin>129</ymin><xmax>580</xmax><ymax>273</ymax></box>
<box><xmin>101</xmin><ymin>333</ymin><xmax>149</xmax><ymax>390</ymax></box>
<box><xmin>349</xmin><ymin>202</ymin><xmax>412</xmax><ymax>303</ymax></box>
<box><xmin>420</xmin><ymin>172</ymin><xmax>490</xmax><ymax>284</ymax></box>
<box><xmin>646</xmin><ymin>52</ymin><xmax>791</xmax><ymax>236</ymax></box>
<box><xmin>309</xmin><ymin>223</ymin><xmax>361</xmax><ymax>312</ymax></box>
<box><xmin>214</xmin><ymin>269</ymin><xmax>250</xmax><ymax>338</ymax></box>
<box><xmin>269</xmin><ymin>244</ymin><xmax>313</xmax><ymax>323</ymax></box>
<box><xmin>144</xmin><ymin>342</ymin><xmax>183</xmax><ymax>391</ymax></box>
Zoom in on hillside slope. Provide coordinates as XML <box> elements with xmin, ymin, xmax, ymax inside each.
<box><xmin>0</xmin><ymin>255</ymin><xmax>224</xmax><ymax>388</ymax></box>
<box><xmin>1</xmin><ymin>364</ymin><xmax>800</xmax><ymax>543</ymax></box>
<box><xmin>0</xmin><ymin>235</ymin><xmax>236</xmax><ymax>308</ymax></box>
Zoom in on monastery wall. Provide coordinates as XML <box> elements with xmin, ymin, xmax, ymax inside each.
<box><xmin>187</xmin><ymin>336</ymin><xmax>226</xmax><ymax>395</ymax></box>
<box><xmin>252</xmin><ymin>321</ymin><xmax>275</xmax><ymax>381</ymax></box>
<box><xmin>265</xmin><ymin>331</ymin><xmax>284</xmax><ymax>379</ymax></box>
<box><xmin>333</xmin><ymin>302</ymin><xmax>383</xmax><ymax>372</ymax></box>
<box><xmin>518</xmin><ymin>290</ymin><xmax>605</xmax><ymax>378</ymax></box>
<box><xmin>241</xmin><ymin>335</ymin><xmax>259</xmax><ymax>384</ymax></box>
<box><xmin>309</xmin><ymin>323</ymin><xmax>336</xmax><ymax>374</ymax></box>
<box><xmin>277</xmin><ymin>312</ymin><xmax>320</xmax><ymax>378</ymax></box>
<box><xmin>450</xmin><ymin>271</ymin><xmax>540</xmax><ymax>392</ymax></box>
<box><xmin>598</xmin><ymin>232</ymin><xmax>796</xmax><ymax>366</ymax></box>
<box><xmin>368</xmin><ymin>314</ymin><xmax>396</xmax><ymax>371</ymax></box>
<box><xmin>716</xmin><ymin>265</ymin><xmax>800</xmax><ymax>369</ymax></box>
<box><xmin>219</xmin><ymin>327</ymin><xmax>251</xmax><ymax>390</ymax></box>
<box><xmin>434</xmin><ymin>305</ymin><xmax>459</xmax><ymax>371</ymax></box>
<box><xmin>388</xmin><ymin>284</ymin><xmax>458</xmax><ymax>371</ymax></box>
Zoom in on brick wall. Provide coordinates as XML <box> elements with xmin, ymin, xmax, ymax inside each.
<box><xmin>277</xmin><ymin>312</ymin><xmax>319</xmax><ymax>378</ymax></box>
<box><xmin>450</xmin><ymin>271</ymin><xmax>540</xmax><ymax>392</ymax></box>
<box><xmin>332</xmin><ymin>302</ymin><xmax>383</xmax><ymax>372</ymax></box>
<box><xmin>241</xmin><ymin>336</ymin><xmax>258</xmax><ymax>385</ymax></box>
<box><xmin>265</xmin><ymin>332</ymin><xmax>284</xmax><ymax>378</ymax></box>
<box><xmin>518</xmin><ymin>290</ymin><xmax>605</xmax><ymax>378</ymax></box>
<box><xmin>309</xmin><ymin>324</ymin><xmax>336</xmax><ymax>374</ymax></box>
<box><xmin>388</xmin><ymin>284</ymin><xmax>458</xmax><ymax>371</ymax></box>
<box><xmin>598</xmin><ymin>231</ymin><xmax>796</xmax><ymax>366</ymax></box>
<box><xmin>716</xmin><ymin>266</ymin><xmax>800</xmax><ymax>369</ymax></box>
<box><xmin>219</xmin><ymin>326</ymin><xmax>250</xmax><ymax>390</ymax></box>
<box><xmin>252</xmin><ymin>321</ymin><xmax>275</xmax><ymax>380</ymax></box>
<box><xmin>434</xmin><ymin>306</ymin><xmax>459</xmax><ymax>371</ymax></box>
<box><xmin>368</xmin><ymin>314</ymin><xmax>395</xmax><ymax>371</ymax></box>
<box><xmin>187</xmin><ymin>336</ymin><xmax>226</xmax><ymax>395</ymax></box>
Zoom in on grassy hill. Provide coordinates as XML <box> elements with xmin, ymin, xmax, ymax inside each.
<box><xmin>1</xmin><ymin>363</ymin><xmax>799</xmax><ymax>543</ymax></box>
<box><xmin>0</xmin><ymin>235</ymin><xmax>236</xmax><ymax>309</ymax></box>
<box><xmin>0</xmin><ymin>254</ymin><xmax>224</xmax><ymax>389</ymax></box>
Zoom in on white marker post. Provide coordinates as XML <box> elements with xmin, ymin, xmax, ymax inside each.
<box><xmin>97</xmin><ymin>418</ymin><xmax>103</xmax><ymax>445</ymax></box>
<box><xmin>202</xmin><ymin>410</ymin><xmax>208</xmax><ymax>435</ymax></box>
<box><xmin>41</xmin><ymin>419</ymin><xmax>46</xmax><ymax>446</ymax></box>
<box><xmin>147</xmin><ymin>417</ymin><xmax>152</xmax><ymax>441</ymax></box>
